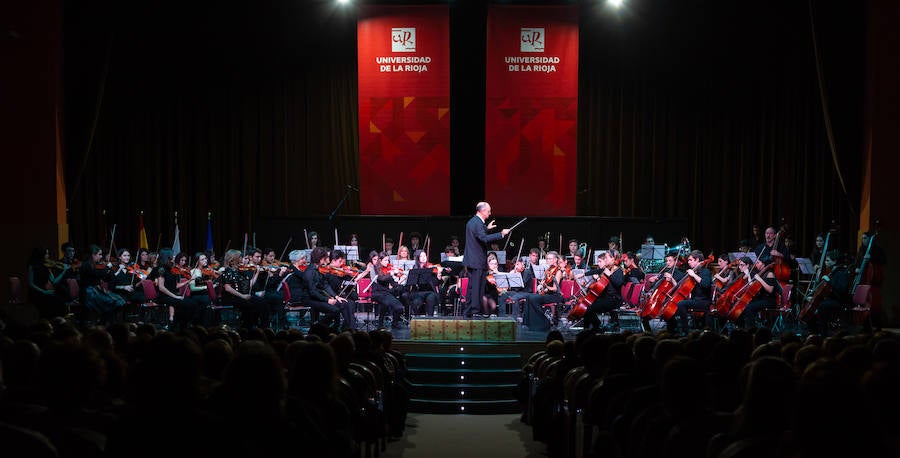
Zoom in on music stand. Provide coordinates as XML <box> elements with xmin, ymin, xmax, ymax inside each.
<box><xmin>593</xmin><ymin>250</ymin><xmax>607</xmax><ymax>265</ymax></box>
<box><xmin>488</xmin><ymin>251</ymin><xmax>506</xmax><ymax>265</ymax></box>
<box><xmin>729</xmin><ymin>252</ymin><xmax>757</xmax><ymax>264</ymax></box>
<box><xmin>532</xmin><ymin>264</ymin><xmax>548</xmax><ymax>280</ymax></box>
<box><xmin>796</xmin><ymin>258</ymin><xmax>815</xmax><ymax>275</ymax></box>
<box><xmin>346</xmin><ymin>246</ymin><xmax>360</xmax><ymax>262</ymax></box>
<box><xmin>396</xmin><ymin>260</ymin><xmax>416</xmax><ymax>272</ymax></box>
<box><xmin>405</xmin><ymin>268</ymin><xmax>436</xmax><ymax>291</ymax></box>
<box><xmin>572</xmin><ymin>269</ymin><xmax>589</xmax><ymax>287</ymax></box>
<box><xmin>493</xmin><ymin>272</ymin><xmax>524</xmax><ymax>290</ymax></box>
<box><xmin>641</xmin><ymin>244</ymin><xmax>666</xmax><ymax>260</ymax></box>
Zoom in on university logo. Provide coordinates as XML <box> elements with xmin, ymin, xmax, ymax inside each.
<box><xmin>520</xmin><ymin>27</ymin><xmax>544</xmax><ymax>52</ymax></box>
<box><xmin>392</xmin><ymin>27</ymin><xmax>416</xmax><ymax>52</ymax></box>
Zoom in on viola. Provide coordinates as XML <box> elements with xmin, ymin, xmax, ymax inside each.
<box><xmin>656</xmin><ymin>255</ymin><xmax>714</xmax><ymax>320</ymax></box>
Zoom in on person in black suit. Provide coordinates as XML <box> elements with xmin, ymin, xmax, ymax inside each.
<box><xmin>463</xmin><ymin>202</ymin><xmax>510</xmax><ymax>318</ymax></box>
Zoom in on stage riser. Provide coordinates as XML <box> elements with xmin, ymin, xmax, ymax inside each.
<box><xmin>405</xmin><ymin>353</ymin><xmax>522</xmax><ymax>370</ymax></box>
<box><xmin>409</xmin><ymin>318</ymin><xmax>518</xmax><ymax>341</ymax></box>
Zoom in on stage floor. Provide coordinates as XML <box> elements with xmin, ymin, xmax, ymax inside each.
<box><xmin>345</xmin><ymin>312</ymin><xmax>589</xmax><ymax>342</ymax></box>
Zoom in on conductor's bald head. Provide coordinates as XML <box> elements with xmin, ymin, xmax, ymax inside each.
<box><xmin>476</xmin><ymin>202</ymin><xmax>492</xmax><ymax>219</ymax></box>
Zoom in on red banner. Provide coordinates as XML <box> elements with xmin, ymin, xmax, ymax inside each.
<box><xmin>485</xmin><ymin>6</ymin><xmax>578</xmax><ymax>216</ymax></box>
<box><xmin>358</xmin><ymin>6</ymin><xmax>450</xmax><ymax>215</ymax></box>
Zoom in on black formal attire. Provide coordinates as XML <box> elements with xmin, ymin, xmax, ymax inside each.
<box><xmin>405</xmin><ymin>269</ymin><xmax>440</xmax><ymax>317</ymax></box>
<box><xmin>27</xmin><ymin>262</ymin><xmax>68</xmax><ymax>319</ymax></box>
<box><xmin>810</xmin><ymin>264</ymin><xmax>851</xmax><ymax>335</ymax></box>
<box><xmin>580</xmin><ymin>267</ymin><xmax>625</xmax><ymax>331</ymax></box>
<box><xmin>153</xmin><ymin>267</ymin><xmax>203</xmax><ymax>328</ymax></box>
<box><xmin>498</xmin><ymin>265</ymin><xmax>536</xmax><ymax>318</ymax></box>
<box><xmin>80</xmin><ymin>263</ymin><xmax>126</xmax><ymax>324</ymax></box>
<box><xmin>111</xmin><ymin>266</ymin><xmax>147</xmax><ymax>305</ymax></box>
<box><xmin>640</xmin><ymin>267</ymin><xmax>684</xmax><ymax>332</ymax></box>
<box><xmin>740</xmin><ymin>272</ymin><xmax>781</xmax><ymax>328</ymax></box>
<box><xmin>219</xmin><ymin>267</ymin><xmax>271</xmax><ymax>329</ymax></box>
<box><xmin>669</xmin><ymin>266</ymin><xmax>713</xmax><ymax>334</ymax></box>
<box><xmin>463</xmin><ymin>215</ymin><xmax>505</xmax><ymax>317</ymax></box>
<box><xmin>522</xmin><ymin>273</ymin><xmax>560</xmax><ymax>332</ymax></box>
<box><xmin>754</xmin><ymin>240</ymin><xmax>791</xmax><ymax>266</ymax></box>
<box><xmin>624</xmin><ymin>266</ymin><xmax>645</xmax><ymax>283</ymax></box>
<box><xmin>300</xmin><ymin>267</ymin><xmax>355</xmax><ymax>331</ymax></box>
<box><xmin>372</xmin><ymin>270</ymin><xmax>405</xmax><ymax>328</ymax></box>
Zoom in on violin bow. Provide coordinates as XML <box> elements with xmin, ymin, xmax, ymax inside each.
<box><xmin>278</xmin><ymin>236</ymin><xmax>293</xmax><ymax>263</ymax></box>
<box><xmin>107</xmin><ymin>224</ymin><xmax>117</xmax><ymax>263</ymax></box>
<box><xmin>304</xmin><ymin>229</ymin><xmax>310</xmax><ymax>250</ymax></box>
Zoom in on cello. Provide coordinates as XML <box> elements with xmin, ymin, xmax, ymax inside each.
<box><xmin>765</xmin><ymin>228</ymin><xmax>791</xmax><ymax>282</ymax></box>
<box><xmin>725</xmin><ymin>264</ymin><xmax>773</xmax><ymax>322</ymax></box>
<box><xmin>568</xmin><ymin>267</ymin><xmax>616</xmax><ymax>320</ymax></box>
<box><xmin>656</xmin><ymin>254</ymin><xmax>713</xmax><ymax>320</ymax></box>
<box><xmin>640</xmin><ymin>263</ymin><xmax>679</xmax><ymax>318</ymax></box>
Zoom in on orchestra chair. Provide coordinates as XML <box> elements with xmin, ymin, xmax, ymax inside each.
<box><xmin>453</xmin><ymin>277</ymin><xmax>469</xmax><ymax>317</ymax></box>
<box><xmin>280</xmin><ymin>285</ymin><xmax>312</xmax><ymax>330</ymax></box>
<box><xmin>356</xmin><ymin>277</ymin><xmax>376</xmax><ymax>327</ymax></box>
<box><xmin>8</xmin><ymin>275</ymin><xmax>25</xmax><ymax>304</ymax></box>
<box><xmin>206</xmin><ymin>280</ymin><xmax>239</xmax><ymax>328</ymax></box>
<box><xmin>63</xmin><ymin>278</ymin><xmax>82</xmax><ymax>321</ymax></box>
<box><xmin>768</xmin><ymin>283</ymin><xmax>793</xmax><ymax>334</ymax></box>
<box><xmin>850</xmin><ymin>284</ymin><xmax>872</xmax><ymax>330</ymax></box>
<box><xmin>138</xmin><ymin>279</ymin><xmax>166</xmax><ymax>327</ymax></box>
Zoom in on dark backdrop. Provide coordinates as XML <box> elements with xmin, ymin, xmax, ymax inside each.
<box><xmin>62</xmin><ymin>0</ymin><xmax>864</xmax><ymax>258</ymax></box>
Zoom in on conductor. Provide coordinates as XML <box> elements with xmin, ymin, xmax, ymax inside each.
<box><xmin>463</xmin><ymin>202</ymin><xmax>511</xmax><ymax>318</ymax></box>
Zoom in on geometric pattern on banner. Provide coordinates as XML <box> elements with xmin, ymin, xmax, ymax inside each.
<box><xmin>485</xmin><ymin>5</ymin><xmax>578</xmax><ymax>217</ymax></box>
<box><xmin>358</xmin><ymin>6</ymin><xmax>450</xmax><ymax>215</ymax></box>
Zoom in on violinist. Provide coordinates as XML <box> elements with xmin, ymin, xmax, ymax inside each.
<box><xmin>323</xmin><ymin>249</ymin><xmax>364</xmax><ymax>300</ymax></box>
<box><xmin>482</xmin><ymin>256</ymin><xmax>503</xmax><ymax>317</ymax></box>
<box><xmin>621</xmin><ymin>251</ymin><xmax>644</xmax><ymax>283</ymax></box>
<box><xmin>808</xmin><ymin>251</ymin><xmax>851</xmax><ymax>336</ymax></box>
<box><xmin>373</xmin><ymin>250</ymin><xmax>407</xmax><ymax>329</ymax></box>
<box><xmin>733</xmin><ymin>257</ymin><xmax>781</xmax><ymax>328</ymax></box>
<box><xmin>397</xmin><ymin>245</ymin><xmax>412</xmax><ymax>262</ymax></box>
<box><xmin>303</xmin><ymin>247</ymin><xmax>355</xmax><ymax>331</ymax></box>
<box><xmin>156</xmin><ymin>251</ymin><xmax>205</xmax><ymax>329</ymax></box>
<box><xmin>247</xmin><ymin>248</ymin><xmax>286</xmax><ymax>328</ymax></box>
<box><xmin>521</xmin><ymin>251</ymin><xmax>564</xmax><ymax>332</ymax></box>
<box><xmin>498</xmin><ymin>258</ymin><xmax>537</xmax><ymax>320</ymax></box>
<box><xmin>189</xmin><ymin>252</ymin><xmax>212</xmax><ymax>298</ymax></box>
<box><xmin>80</xmin><ymin>244</ymin><xmax>126</xmax><ymax>326</ymax></box>
<box><xmin>27</xmin><ymin>246</ymin><xmax>69</xmax><ymax>319</ymax></box>
<box><xmin>56</xmin><ymin>241</ymin><xmax>80</xmax><ymax>287</ymax></box>
<box><xmin>132</xmin><ymin>248</ymin><xmax>152</xmax><ymax>277</ymax></box>
<box><xmin>218</xmin><ymin>248</ymin><xmax>276</xmax><ymax>330</ymax></box>
<box><xmin>576</xmin><ymin>250</ymin><xmax>625</xmax><ymax>331</ymax></box>
<box><xmin>664</xmin><ymin>250</ymin><xmax>713</xmax><ymax>335</ymax></box>
<box><xmin>284</xmin><ymin>249</ymin><xmax>310</xmax><ymax>305</ymax></box>
<box><xmin>570</xmin><ymin>249</ymin><xmax>589</xmax><ymax>271</ymax></box>
<box><xmin>110</xmin><ymin>248</ymin><xmax>147</xmax><ymax>305</ymax></box>
<box><xmin>408</xmin><ymin>250</ymin><xmax>441</xmax><ymax>317</ymax></box>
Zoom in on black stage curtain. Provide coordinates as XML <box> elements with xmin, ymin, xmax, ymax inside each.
<box><xmin>62</xmin><ymin>0</ymin><xmax>863</xmax><ymax>258</ymax></box>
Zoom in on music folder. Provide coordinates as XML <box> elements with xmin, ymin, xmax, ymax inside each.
<box><xmin>493</xmin><ymin>272</ymin><xmax>524</xmax><ymax>290</ymax></box>
<box><xmin>405</xmin><ymin>268</ymin><xmax>436</xmax><ymax>290</ymax></box>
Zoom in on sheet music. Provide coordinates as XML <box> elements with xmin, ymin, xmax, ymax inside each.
<box><xmin>493</xmin><ymin>272</ymin><xmax>524</xmax><ymax>289</ymax></box>
<box><xmin>796</xmin><ymin>257</ymin><xmax>815</xmax><ymax>275</ymax></box>
<box><xmin>488</xmin><ymin>250</ymin><xmax>506</xmax><ymax>264</ymax></box>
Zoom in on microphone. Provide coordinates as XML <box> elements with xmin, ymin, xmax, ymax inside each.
<box><xmin>346</xmin><ymin>184</ymin><xmax>359</xmax><ymax>192</ymax></box>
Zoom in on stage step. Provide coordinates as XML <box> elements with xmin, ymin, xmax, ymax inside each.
<box><xmin>398</xmin><ymin>342</ymin><xmax>543</xmax><ymax>415</ymax></box>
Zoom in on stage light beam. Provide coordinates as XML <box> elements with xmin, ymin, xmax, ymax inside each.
<box><xmin>607</xmin><ymin>0</ymin><xmax>624</xmax><ymax>8</ymax></box>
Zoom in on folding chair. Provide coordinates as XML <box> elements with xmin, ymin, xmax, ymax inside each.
<box><xmin>453</xmin><ymin>277</ymin><xmax>469</xmax><ymax>316</ymax></box>
<box><xmin>770</xmin><ymin>283</ymin><xmax>793</xmax><ymax>334</ymax></box>
<box><xmin>356</xmin><ymin>277</ymin><xmax>377</xmax><ymax>328</ymax></box>
<box><xmin>8</xmin><ymin>275</ymin><xmax>25</xmax><ymax>304</ymax></box>
<box><xmin>206</xmin><ymin>280</ymin><xmax>239</xmax><ymax>327</ymax></box>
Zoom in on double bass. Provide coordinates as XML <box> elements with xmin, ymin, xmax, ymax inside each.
<box><xmin>766</xmin><ymin>228</ymin><xmax>791</xmax><ymax>282</ymax></box>
<box><xmin>656</xmin><ymin>255</ymin><xmax>713</xmax><ymax>320</ymax></box>
<box><xmin>725</xmin><ymin>264</ymin><xmax>773</xmax><ymax>322</ymax></box>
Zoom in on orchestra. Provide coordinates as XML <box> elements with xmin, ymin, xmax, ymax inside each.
<box><xmin>26</xmin><ymin>219</ymin><xmax>883</xmax><ymax>337</ymax></box>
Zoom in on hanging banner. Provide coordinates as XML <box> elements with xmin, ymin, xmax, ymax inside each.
<box><xmin>358</xmin><ymin>6</ymin><xmax>450</xmax><ymax>215</ymax></box>
<box><xmin>486</xmin><ymin>6</ymin><xmax>578</xmax><ymax>216</ymax></box>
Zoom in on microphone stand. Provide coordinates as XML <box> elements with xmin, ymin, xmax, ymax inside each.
<box><xmin>328</xmin><ymin>186</ymin><xmax>357</xmax><ymax>224</ymax></box>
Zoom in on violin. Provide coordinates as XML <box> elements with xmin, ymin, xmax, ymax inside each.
<box><xmin>238</xmin><ymin>264</ymin><xmax>259</xmax><ymax>272</ymax></box>
<box><xmin>200</xmin><ymin>267</ymin><xmax>220</xmax><ymax>279</ymax></box>
<box><xmin>171</xmin><ymin>265</ymin><xmax>192</xmax><ymax>279</ymax></box>
<box><xmin>127</xmin><ymin>263</ymin><xmax>151</xmax><ymax>279</ymax></box>
<box><xmin>318</xmin><ymin>265</ymin><xmax>356</xmax><ymax>277</ymax></box>
<box><xmin>537</xmin><ymin>264</ymin><xmax>560</xmax><ymax>295</ymax></box>
<box><xmin>44</xmin><ymin>260</ymin><xmax>66</xmax><ymax>269</ymax></box>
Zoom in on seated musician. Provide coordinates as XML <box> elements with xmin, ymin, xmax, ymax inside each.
<box><xmin>666</xmin><ymin>250</ymin><xmax>713</xmax><ymax>335</ymax></box>
<box><xmin>621</xmin><ymin>251</ymin><xmax>644</xmax><ymax>283</ymax></box>
<box><xmin>110</xmin><ymin>248</ymin><xmax>146</xmax><ymax>305</ymax></box>
<box><xmin>409</xmin><ymin>232</ymin><xmax>423</xmax><ymax>253</ymax></box>
<box><xmin>734</xmin><ymin>257</ymin><xmax>781</xmax><ymax>328</ymax></box>
<box><xmin>325</xmin><ymin>249</ymin><xmax>367</xmax><ymax>301</ymax></box>
<box><xmin>571</xmin><ymin>249</ymin><xmax>589</xmax><ymax>271</ymax></box>
<box><xmin>498</xmin><ymin>257</ymin><xmax>536</xmax><ymax>319</ymax></box>
<box><xmin>247</xmin><ymin>248</ymin><xmax>286</xmax><ymax>328</ymax></box>
<box><xmin>440</xmin><ymin>245</ymin><xmax>461</xmax><ymax>313</ymax></box>
<box><xmin>608</xmin><ymin>236</ymin><xmax>620</xmax><ymax>252</ymax></box>
<box><xmin>483</xmin><ymin>256</ymin><xmax>503</xmax><ymax>317</ymax></box>
<box><xmin>152</xmin><ymin>249</ymin><xmax>203</xmax><ymax>330</ymax></box>
<box><xmin>521</xmin><ymin>251</ymin><xmax>565</xmax><ymax>332</ymax></box>
<box><xmin>567</xmin><ymin>239</ymin><xmax>580</xmax><ymax>259</ymax></box>
<box><xmin>383</xmin><ymin>237</ymin><xmax>395</xmax><ymax>256</ymax></box>
<box><xmin>396</xmin><ymin>245</ymin><xmax>412</xmax><ymax>261</ymax></box>
<box><xmin>284</xmin><ymin>249</ymin><xmax>309</xmax><ymax>305</ymax></box>
<box><xmin>808</xmin><ymin>251</ymin><xmax>851</xmax><ymax>336</ymax></box>
<box><xmin>299</xmin><ymin>247</ymin><xmax>355</xmax><ymax>331</ymax></box>
<box><xmin>713</xmin><ymin>253</ymin><xmax>737</xmax><ymax>298</ymax></box>
<box><xmin>27</xmin><ymin>246</ymin><xmax>70</xmax><ymax>320</ymax></box>
<box><xmin>407</xmin><ymin>250</ymin><xmax>441</xmax><ymax>317</ymax></box>
<box><xmin>640</xmin><ymin>253</ymin><xmax>683</xmax><ymax>332</ymax></box>
<box><xmin>373</xmin><ymin>251</ymin><xmax>406</xmax><ymax>329</ymax></box>
<box><xmin>754</xmin><ymin>226</ymin><xmax>791</xmax><ymax>264</ymax></box>
<box><xmin>576</xmin><ymin>249</ymin><xmax>625</xmax><ymax>331</ymax></box>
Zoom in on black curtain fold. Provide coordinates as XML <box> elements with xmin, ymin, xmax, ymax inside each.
<box><xmin>63</xmin><ymin>0</ymin><xmax>863</xmax><ymax>259</ymax></box>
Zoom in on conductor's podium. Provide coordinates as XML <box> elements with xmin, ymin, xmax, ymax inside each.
<box><xmin>409</xmin><ymin>318</ymin><xmax>517</xmax><ymax>341</ymax></box>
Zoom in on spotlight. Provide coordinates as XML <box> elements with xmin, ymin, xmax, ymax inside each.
<box><xmin>336</xmin><ymin>0</ymin><xmax>350</xmax><ymax>5</ymax></box>
<box><xmin>607</xmin><ymin>0</ymin><xmax>624</xmax><ymax>8</ymax></box>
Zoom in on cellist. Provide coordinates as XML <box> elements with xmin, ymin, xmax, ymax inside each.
<box><xmin>733</xmin><ymin>257</ymin><xmax>780</xmax><ymax>328</ymax></box>
<box><xmin>806</xmin><ymin>251</ymin><xmax>851</xmax><ymax>336</ymax></box>
<box><xmin>576</xmin><ymin>249</ymin><xmax>625</xmax><ymax>331</ymax></box>
<box><xmin>662</xmin><ymin>250</ymin><xmax>713</xmax><ymax>335</ymax></box>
